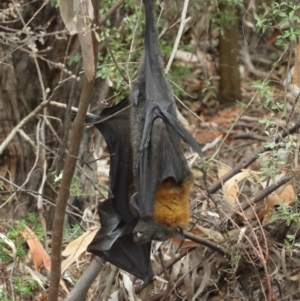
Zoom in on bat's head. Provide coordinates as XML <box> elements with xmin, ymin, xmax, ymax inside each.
<box><xmin>133</xmin><ymin>218</ymin><xmax>185</xmax><ymax>244</ymax></box>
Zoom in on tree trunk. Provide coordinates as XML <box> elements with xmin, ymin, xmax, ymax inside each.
<box><xmin>218</xmin><ymin>5</ymin><xmax>241</xmax><ymax>104</ymax></box>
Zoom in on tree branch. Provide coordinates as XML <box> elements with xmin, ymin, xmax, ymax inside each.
<box><xmin>65</xmin><ymin>257</ymin><xmax>105</xmax><ymax>301</ymax></box>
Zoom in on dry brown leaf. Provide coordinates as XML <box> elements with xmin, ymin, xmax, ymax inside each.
<box><xmin>60</xmin><ymin>279</ymin><xmax>70</xmax><ymax>294</ymax></box>
<box><xmin>61</xmin><ymin>227</ymin><xmax>98</xmax><ymax>273</ymax></box>
<box><xmin>60</xmin><ymin>0</ymin><xmax>96</xmax><ymax>81</ymax></box>
<box><xmin>183</xmin><ymin>254</ymin><xmax>193</xmax><ymax>299</ymax></box>
<box><xmin>218</xmin><ymin>165</ymin><xmax>231</xmax><ymax>178</ymax></box>
<box><xmin>258</xmin><ymin>180</ymin><xmax>295</xmax><ymax>224</ymax></box>
<box><xmin>277</xmin><ymin>181</ymin><xmax>295</xmax><ymax>202</ymax></box>
<box><xmin>257</xmin><ymin>193</ymin><xmax>278</xmax><ymax>222</ymax></box>
<box><xmin>206</xmin><ymin>107</ymin><xmax>242</xmax><ymax>124</ymax></box>
<box><xmin>218</xmin><ymin>167</ymin><xmax>255</xmax><ymax>205</ymax></box>
<box><xmin>193</xmin><ymin>260</ymin><xmax>211</xmax><ymax>300</ymax></box>
<box><xmin>60</xmin><ymin>0</ymin><xmax>94</xmax><ymax>35</ymax></box>
<box><xmin>196</xmin><ymin>225</ymin><xmax>224</xmax><ymax>243</ymax></box>
<box><xmin>20</xmin><ymin>226</ymin><xmax>51</xmax><ymax>272</ymax></box>
<box><xmin>20</xmin><ymin>226</ymin><xmax>69</xmax><ymax>294</ymax></box>
<box><xmin>289</xmin><ymin>84</ymin><xmax>300</xmax><ymax>98</ymax></box>
<box><xmin>60</xmin><ymin>0</ymin><xmax>77</xmax><ymax>34</ymax></box>
<box><xmin>122</xmin><ymin>273</ymin><xmax>136</xmax><ymax>301</ymax></box>
<box><xmin>194</xmin><ymin>130</ymin><xmax>222</xmax><ymax>144</ymax></box>
<box><xmin>33</xmin><ymin>295</ymin><xmax>48</xmax><ymax>301</ymax></box>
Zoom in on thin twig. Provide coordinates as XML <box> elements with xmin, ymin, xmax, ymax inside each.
<box><xmin>17</xmin><ymin>129</ymin><xmax>36</xmax><ymax>149</ymax></box>
<box><xmin>99</xmin><ymin>0</ymin><xmax>126</xmax><ymax>27</ymax></box>
<box><xmin>102</xmin><ymin>26</ymin><xmax>128</xmax><ymax>83</ymax></box>
<box><xmin>36</xmin><ymin>118</ymin><xmax>49</xmax><ymax>250</ymax></box>
<box><xmin>165</xmin><ymin>0</ymin><xmax>190</xmax><ymax>74</ymax></box>
<box><xmin>11</xmin><ymin>0</ymin><xmax>26</xmax><ymax>26</ymax></box>
<box><xmin>23</xmin><ymin>0</ymin><xmax>50</xmax><ymax>31</ymax></box>
<box><xmin>183</xmin><ymin>231</ymin><xmax>227</xmax><ymax>256</ymax></box>
<box><xmin>53</xmin><ymin>58</ymin><xmax>81</xmax><ymax>174</ymax></box>
<box><xmin>0</xmin><ymin>176</ymin><xmax>87</xmax><ymax>223</ymax></box>
<box><xmin>126</xmin><ymin>4</ymin><xmax>142</xmax><ymax>87</ymax></box>
<box><xmin>0</xmin><ymin>100</ymin><xmax>50</xmax><ymax>155</ymax></box>
<box><xmin>233</xmin><ymin>133</ymin><xmax>268</xmax><ymax>142</ymax></box>
<box><xmin>49</xmin><ymin>101</ymin><xmax>132</xmax><ymax>125</ymax></box>
<box><xmin>236</xmin><ymin>192</ymin><xmax>273</xmax><ymax>300</ymax></box>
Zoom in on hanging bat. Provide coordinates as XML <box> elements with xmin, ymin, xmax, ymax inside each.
<box><xmin>86</xmin><ymin>97</ymin><xmax>153</xmax><ymax>282</ymax></box>
<box><xmin>130</xmin><ymin>0</ymin><xmax>203</xmax><ymax>244</ymax></box>
<box><xmin>86</xmin><ymin>0</ymin><xmax>202</xmax><ymax>281</ymax></box>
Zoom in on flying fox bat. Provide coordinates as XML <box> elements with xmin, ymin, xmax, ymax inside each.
<box><xmin>86</xmin><ymin>97</ymin><xmax>153</xmax><ymax>282</ymax></box>
<box><xmin>86</xmin><ymin>0</ymin><xmax>202</xmax><ymax>281</ymax></box>
<box><xmin>130</xmin><ymin>0</ymin><xmax>203</xmax><ymax>244</ymax></box>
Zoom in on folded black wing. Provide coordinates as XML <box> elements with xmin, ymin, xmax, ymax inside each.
<box><xmin>86</xmin><ymin>97</ymin><xmax>153</xmax><ymax>281</ymax></box>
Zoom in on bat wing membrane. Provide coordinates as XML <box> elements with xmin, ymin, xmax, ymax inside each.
<box><xmin>86</xmin><ymin>97</ymin><xmax>153</xmax><ymax>281</ymax></box>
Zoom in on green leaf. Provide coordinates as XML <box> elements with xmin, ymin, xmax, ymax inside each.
<box><xmin>253</xmin><ymin>12</ymin><xmax>260</xmax><ymax>21</ymax></box>
<box><xmin>278</xmin><ymin>11</ymin><xmax>287</xmax><ymax>17</ymax></box>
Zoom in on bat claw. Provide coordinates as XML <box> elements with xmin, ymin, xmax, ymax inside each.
<box><xmin>133</xmin><ymin>231</ymin><xmax>147</xmax><ymax>244</ymax></box>
<box><xmin>174</xmin><ymin>227</ymin><xmax>185</xmax><ymax>241</ymax></box>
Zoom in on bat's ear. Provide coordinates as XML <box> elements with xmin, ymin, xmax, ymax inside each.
<box><xmin>174</xmin><ymin>227</ymin><xmax>185</xmax><ymax>241</ymax></box>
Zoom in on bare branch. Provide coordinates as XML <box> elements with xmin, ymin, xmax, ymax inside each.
<box><xmin>0</xmin><ymin>100</ymin><xmax>50</xmax><ymax>156</ymax></box>
<box><xmin>65</xmin><ymin>257</ymin><xmax>105</xmax><ymax>301</ymax></box>
<box><xmin>165</xmin><ymin>0</ymin><xmax>190</xmax><ymax>74</ymax></box>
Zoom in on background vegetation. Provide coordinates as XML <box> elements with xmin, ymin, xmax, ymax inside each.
<box><xmin>0</xmin><ymin>0</ymin><xmax>300</xmax><ymax>300</ymax></box>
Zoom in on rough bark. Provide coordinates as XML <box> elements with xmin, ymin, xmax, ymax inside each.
<box><xmin>218</xmin><ymin>4</ymin><xmax>241</xmax><ymax>104</ymax></box>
